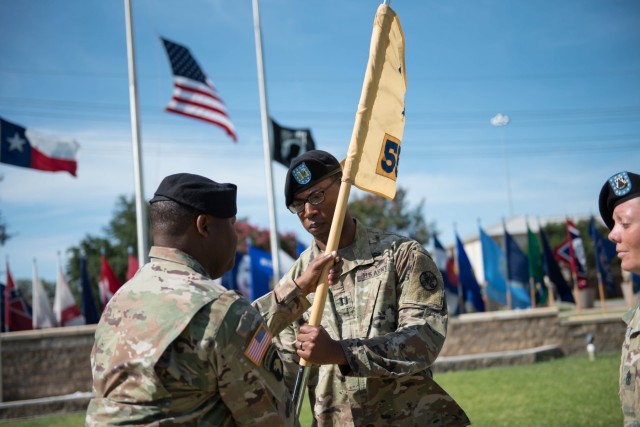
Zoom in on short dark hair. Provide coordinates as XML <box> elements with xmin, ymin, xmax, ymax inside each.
<box><xmin>150</xmin><ymin>200</ymin><xmax>201</xmax><ymax>236</ymax></box>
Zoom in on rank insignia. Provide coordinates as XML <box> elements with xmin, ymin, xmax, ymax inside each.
<box><xmin>609</xmin><ymin>172</ymin><xmax>632</xmax><ymax>197</ymax></box>
<box><xmin>292</xmin><ymin>162</ymin><xmax>312</xmax><ymax>185</ymax></box>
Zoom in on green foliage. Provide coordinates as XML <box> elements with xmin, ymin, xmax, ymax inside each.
<box><xmin>66</xmin><ymin>195</ymin><xmax>140</xmax><ymax>308</ymax></box>
<box><xmin>0</xmin><ymin>210</ymin><xmax>11</xmax><ymax>246</ymax></box>
<box><xmin>348</xmin><ymin>187</ymin><xmax>432</xmax><ymax>245</ymax></box>
<box><xmin>234</xmin><ymin>218</ymin><xmax>301</xmax><ymax>258</ymax></box>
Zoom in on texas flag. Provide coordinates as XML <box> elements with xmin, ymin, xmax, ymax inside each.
<box><xmin>0</xmin><ymin>117</ymin><xmax>79</xmax><ymax>176</ymax></box>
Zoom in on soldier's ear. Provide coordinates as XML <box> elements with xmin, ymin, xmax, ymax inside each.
<box><xmin>196</xmin><ymin>214</ymin><xmax>209</xmax><ymax>236</ymax></box>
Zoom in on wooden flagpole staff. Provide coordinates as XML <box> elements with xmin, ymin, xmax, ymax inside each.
<box><xmin>291</xmin><ymin>0</ymin><xmax>405</xmax><ymax>416</ymax></box>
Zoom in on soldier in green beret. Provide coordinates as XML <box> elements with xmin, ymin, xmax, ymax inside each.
<box><xmin>254</xmin><ymin>150</ymin><xmax>470</xmax><ymax>426</ymax></box>
<box><xmin>600</xmin><ymin>171</ymin><xmax>640</xmax><ymax>426</ymax></box>
<box><xmin>86</xmin><ymin>173</ymin><xmax>341</xmax><ymax>426</ymax></box>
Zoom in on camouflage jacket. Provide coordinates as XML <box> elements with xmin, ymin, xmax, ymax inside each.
<box><xmin>86</xmin><ymin>246</ymin><xmax>297</xmax><ymax>426</ymax></box>
<box><xmin>255</xmin><ymin>221</ymin><xmax>470</xmax><ymax>427</ymax></box>
<box><xmin>621</xmin><ymin>305</ymin><xmax>640</xmax><ymax>426</ymax></box>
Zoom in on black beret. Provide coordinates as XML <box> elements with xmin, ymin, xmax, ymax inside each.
<box><xmin>284</xmin><ymin>150</ymin><xmax>341</xmax><ymax>207</ymax></box>
<box><xmin>599</xmin><ymin>171</ymin><xmax>640</xmax><ymax>230</ymax></box>
<box><xmin>149</xmin><ymin>173</ymin><xmax>237</xmax><ymax>218</ymax></box>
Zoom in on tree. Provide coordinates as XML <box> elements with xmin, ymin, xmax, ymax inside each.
<box><xmin>0</xmin><ymin>211</ymin><xmax>10</xmax><ymax>246</ymax></box>
<box><xmin>347</xmin><ymin>186</ymin><xmax>432</xmax><ymax>245</ymax></box>
<box><xmin>66</xmin><ymin>195</ymin><xmax>140</xmax><ymax>308</ymax></box>
<box><xmin>65</xmin><ymin>195</ymin><xmax>303</xmax><ymax>301</ymax></box>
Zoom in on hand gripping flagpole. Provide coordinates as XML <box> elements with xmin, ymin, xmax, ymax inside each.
<box><xmin>292</xmin><ymin>1</ymin><xmax>406</xmax><ymax>417</ymax></box>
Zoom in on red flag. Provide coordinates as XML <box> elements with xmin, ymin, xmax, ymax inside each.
<box><xmin>161</xmin><ymin>38</ymin><xmax>237</xmax><ymax>142</ymax></box>
<box><xmin>553</xmin><ymin>220</ymin><xmax>588</xmax><ymax>289</ymax></box>
<box><xmin>4</xmin><ymin>262</ymin><xmax>33</xmax><ymax>331</ymax></box>
<box><xmin>99</xmin><ymin>255</ymin><xmax>122</xmax><ymax>308</ymax></box>
<box><xmin>126</xmin><ymin>250</ymin><xmax>139</xmax><ymax>281</ymax></box>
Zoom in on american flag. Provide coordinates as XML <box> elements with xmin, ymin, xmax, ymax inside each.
<box><xmin>244</xmin><ymin>323</ymin><xmax>271</xmax><ymax>366</ymax></box>
<box><xmin>161</xmin><ymin>38</ymin><xmax>237</xmax><ymax>142</ymax></box>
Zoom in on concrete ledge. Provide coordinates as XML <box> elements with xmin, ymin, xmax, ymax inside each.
<box><xmin>0</xmin><ymin>391</ymin><xmax>91</xmax><ymax>420</ymax></box>
<box><xmin>452</xmin><ymin>307</ymin><xmax>559</xmax><ymax>324</ymax></box>
<box><xmin>433</xmin><ymin>344</ymin><xmax>564</xmax><ymax>373</ymax></box>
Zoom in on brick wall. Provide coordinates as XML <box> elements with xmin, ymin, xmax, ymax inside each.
<box><xmin>0</xmin><ymin>325</ymin><xmax>95</xmax><ymax>402</ymax></box>
<box><xmin>0</xmin><ymin>307</ymin><xmax>627</xmax><ymax>406</ymax></box>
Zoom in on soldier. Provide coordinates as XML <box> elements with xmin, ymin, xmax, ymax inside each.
<box><xmin>599</xmin><ymin>171</ymin><xmax>640</xmax><ymax>426</ymax></box>
<box><xmin>86</xmin><ymin>173</ymin><xmax>340</xmax><ymax>426</ymax></box>
<box><xmin>254</xmin><ymin>150</ymin><xmax>470</xmax><ymax>426</ymax></box>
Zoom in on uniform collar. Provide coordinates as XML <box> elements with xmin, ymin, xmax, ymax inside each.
<box><xmin>148</xmin><ymin>246</ymin><xmax>210</xmax><ymax>278</ymax></box>
<box><xmin>311</xmin><ymin>219</ymin><xmax>374</xmax><ymax>276</ymax></box>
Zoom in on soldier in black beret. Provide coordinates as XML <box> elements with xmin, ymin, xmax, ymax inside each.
<box><xmin>88</xmin><ymin>172</ymin><xmax>341</xmax><ymax>426</ymax></box>
<box><xmin>254</xmin><ymin>150</ymin><xmax>469</xmax><ymax>426</ymax></box>
<box><xmin>598</xmin><ymin>170</ymin><xmax>640</xmax><ymax>424</ymax></box>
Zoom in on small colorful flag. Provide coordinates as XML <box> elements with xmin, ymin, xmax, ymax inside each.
<box><xmin>53</xmin><ymin>257</ymin><xmax>85</xmax><ymax>326</ymax></box>
<box><xmin>4</xmin><ymin>261</ymin><xmax>33</xmax><ymax>331</ymax></box>
<box><xmin>244</xmin><ymin>323</ymin><xmax>271</xmax><ymax>366</ymax></box>
<box><xmin>98</xmin><ymin>254</ymin><xmax>122</xmax><ymax>308</ymax></box>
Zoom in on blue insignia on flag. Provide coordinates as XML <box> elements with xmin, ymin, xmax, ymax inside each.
<box><xmin>244</xmin><ymin>323</ymin><xmax>272</xmax><ymax>366</ymax></box>
<box><xmin>292</xmin><ymin>162</ymin><xmax>312</xmax><ymax>185</ymax></box>
<box><xmin>610</xmin><ymin>172</ymin><xmax>631</xmax><ymax>196</ymax></box>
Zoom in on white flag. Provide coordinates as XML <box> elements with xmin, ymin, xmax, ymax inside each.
<box><xmin>32</xmin><ymin>259</ymin><xmax>56</xmax><ymax>329</ymax></box>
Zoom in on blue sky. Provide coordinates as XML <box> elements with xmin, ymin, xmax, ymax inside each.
<box><xmin>1</xmin><ymin>0</ymin><xmax>639</xmax><ymax>282</ymax></box>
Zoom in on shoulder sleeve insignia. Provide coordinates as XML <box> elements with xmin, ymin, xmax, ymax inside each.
<box><xmin>420</xmin><ymin>271</ymin><xmax>438</xmax><ymax>292</ymax></box>
<box><xmin>243</xmin><ymin>323</ymin><xmax>272</xmax><ymax>366</ymax></box>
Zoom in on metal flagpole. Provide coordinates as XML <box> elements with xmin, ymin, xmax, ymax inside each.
<box><xmin>124</xmin><ymin>0</ymin><xmax>149</xmax><ymax>267</ymax></box>
<box><xmin>252</xmin><ymin>0</ymin><xmax>282</xmax><ymax>282</ymax></box>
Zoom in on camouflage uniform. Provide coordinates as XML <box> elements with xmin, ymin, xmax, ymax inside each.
<box><xmin>86</xmin><ymin>246</ymin><xmax>297</xmax><ymax>426</ymax></box>
<box><xmin>621</xmin><ymin>305</ymin><xmax>640</xmax><ymax>426</ymax></box>
<box><xmin>255</xmin><ymin>221</ymin><xmax>470</xmax><ymax>427</ymax></box>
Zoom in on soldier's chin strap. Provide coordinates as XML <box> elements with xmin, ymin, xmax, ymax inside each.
<box><xmin>291</xmin><ymin>179</ymin><xmax>351</xmax><ymax>417</ymax></box>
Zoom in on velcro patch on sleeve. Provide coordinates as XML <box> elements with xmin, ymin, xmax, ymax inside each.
<box><xmin>404</xmin><ymin>253</ymin><xmax>444</xmax><ymax>310</ymax></box>
<box><xmin>243</xmin><ymin>323</ymin><xmax>272</xmax><ymax>366</ymax></box>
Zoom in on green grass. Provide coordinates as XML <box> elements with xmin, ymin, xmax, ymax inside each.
<box><xmin>1</xmin><ymin>352</ymin><xmax>622</xmax><ymax>426</ymax></box>
<box><xmin>436</xmin><ymin>351</ymin><xmax>622</xmax><ymax>427</ymax></box>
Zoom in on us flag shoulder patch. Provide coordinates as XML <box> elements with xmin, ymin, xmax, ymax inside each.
<box><xmin>244</xmin><ymin>323</ymin><xmax>272</xmax><ymax>366</ymax></box>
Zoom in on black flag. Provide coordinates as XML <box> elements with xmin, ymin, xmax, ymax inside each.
<box><xmin>270</xmin><ymin>118</ymin><xmax>316</xmax><ymax>167</ymax></box>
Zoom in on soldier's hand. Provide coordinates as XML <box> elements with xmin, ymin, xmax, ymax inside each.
<box><xmin>294</xmin><ymin>251</ymin><xmax>342</xmax><ymax>296</ymax></box>
<box><xmin>296</xmin><ymin>324</ymin><xmax>348</xmax><ymax>366</ymax></box>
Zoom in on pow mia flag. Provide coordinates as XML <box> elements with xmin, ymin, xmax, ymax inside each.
<box><xmin>270</xmin><ymin>118</ymin><xmax>316</xmax><ymax>167</ymax></box>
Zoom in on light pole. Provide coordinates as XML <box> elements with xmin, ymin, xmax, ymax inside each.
<box><xmin>490</xmin><ymin>113</ymin><xmax>513</xmax><ymax>218</ymax></box>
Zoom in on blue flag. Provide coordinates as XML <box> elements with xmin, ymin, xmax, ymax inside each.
<box><xmin>505</xmin><ymin>228</ymin><xmax>532</xmax><ymax>309</ymax></box>
<box><xmin>80</xmin><ymin>255</ymin><xmax>100</xmax><ymax>323</ymax></box>
<box><xmin>589</xmin><ymin>216</ymin><xmax>616</xmax><ymax>294</ymax></box>
<box><xmin>539</xmin><ymin>228</ymin><xmax>575</xmax><ymax>303</ymax></box>
<box><xmin>455</xmin><ymin>234</ymin><xmax>485</xmax><ymax>312</ymax></box>
<box><xmin>479</xmin><ymin>227</ymin><xmax>508</xmax><ymax>306</ymax></box>
<box><xmin>296</xmin><ymin>240</ymin><xmax>307</xmax><ymax>257</ymax></box>
<box><xmin>248</xmin><ymin>246</ymin><xmax>274</xmax><ymax>301</ymax></box>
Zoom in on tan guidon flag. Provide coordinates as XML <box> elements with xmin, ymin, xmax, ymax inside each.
<box><xmin>344</xmin><ymin>3</ymin><xmax>406</xmax><ymax>199</ymax></box>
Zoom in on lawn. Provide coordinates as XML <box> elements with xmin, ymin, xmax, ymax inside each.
<box><xmin>1</xmin><ymin>352</ymin><xmax>622</xmax><ymax>426</ymax></box>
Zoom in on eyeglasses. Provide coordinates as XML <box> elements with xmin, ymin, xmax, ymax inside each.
<box><xmin>288</xmin><ymin>177</ymin><xmax>341</xmax><ymax>214</ymax></box>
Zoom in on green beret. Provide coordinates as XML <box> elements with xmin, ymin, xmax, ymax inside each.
<box><xmin>598</xmin><ymin>171</ymin><xmax>640</xmax><ymax>229</ymax></box>
<box><xmin>150</xmin><ymin>173</ymin><xmax>237</xmax><ymax>218</ymax></box>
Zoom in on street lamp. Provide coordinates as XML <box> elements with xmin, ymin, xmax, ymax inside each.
<box><xmin>490</xmin><ymin>113</ymin><xmax>513</xmax><ymax>218</ymax></box>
